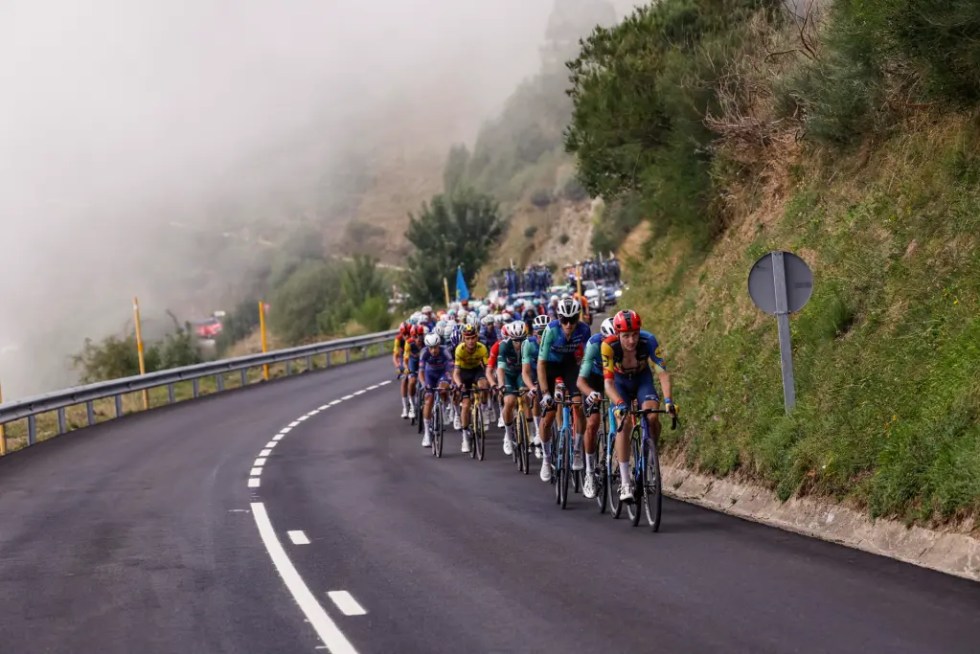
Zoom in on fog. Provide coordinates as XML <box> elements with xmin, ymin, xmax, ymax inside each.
<box><xmin>1</xmin><ymin>1</ymin><xmax>638</xmax><ymax>398</ymax></box>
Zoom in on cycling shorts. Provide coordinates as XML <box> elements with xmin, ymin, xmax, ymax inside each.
<box><xmin>612</xmin><ymin>367</ymin><xmax>660</xmax><ymax>405</ymax></box>
<box><xmin>423</xmin><ymin>369</ymin><xmax>451</xmax><ymax>390</ymax></box>
<box><xmin>582</xmin><ymin>372</ymin><xmax>604</xmax><ymax>397</ymax></box>
<box><xmin>545</xmin><ymin>359</ymin><xmax>581</xmax><ymax>398</ymax></box>
<box><xmin>407</xmin><ymin>357</ymin><xmax>420</xmax><ymax>375</ymax></box>
<box><xmin>458</xmin><ymin>367</ymin><xmax>484</xmax><ymax>398</ymax></box>
<box><xmin>502</xmin><ymin>371</ymin><xmax>524</xmax><ymax>396</ymax></box>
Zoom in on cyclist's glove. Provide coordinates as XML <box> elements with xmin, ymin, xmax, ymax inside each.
<box><xmin>540</xmin><ymin>393</ymin><xmax>554</xmax><ymax>410</ymax></box>
<box><xmin>613</xmin><ymin>402</ymin><xmax>628</xmax><ymax>421</ymax></box>
<box><xmin>585</xmin><ymin>391</ymin><xmax>601</xmax><ymax>407</ymax></box>
<box><xmin>664</xmin><ymin>398</ymin><xmax>678</xmax><ymax>416</ymax></box>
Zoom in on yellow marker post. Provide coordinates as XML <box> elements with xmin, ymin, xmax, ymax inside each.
<box><xmin>0</xmin><ymin>381</ymin><xmax>6</xmax><ymax>456</ymax></box>
<box><xmin>259</xmin><ymin>301</ymin><xmax>270</xmax><ymax>381</ymax></box>
<box><xmin>133</xmin><ymin>296</ymin><xmax>150</xmax><ymax>410</ymax></box>
<box><xmin>443</xmin><ymin>278</ymin><xmax>451</xmax><ymax>308</ymax></box>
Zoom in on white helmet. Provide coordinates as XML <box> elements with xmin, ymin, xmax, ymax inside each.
<box><xmin>481</xmin><ymin>314</ymin><xmax>494</xmax><ymax>326</ymax></box>
<box><xmin>467</xmin><ymin>313</ymin><xmax>480</xmax><ymax>326</ymax></box>
<box><xmin>508</xmin><ymin>321</ymin><xmax>528</xmax><ymax>339</ymax></box>
<box><xmin>424</xmin><ymin>332</ymin><xmax>441</xmax><ymax>348</ymax></box>
<box><xmin>533</xmin><ymin>314</ymin><xmax>550</xmax><ymax>331</ymax></box>
<box><xmin>493</xmin><ymin>314</ymin><xmax>503</xmax><ymax>325</ymax></box>
<box><xmin>556</xmin><ymin>297</ymin><xmax>581</xmax><ymax>318</ymax></box>
<box><xmin>421</xmin><ymin>305</ymin><xmax>433</xmax><ymax>314</ymax></box>
<box><xmin>549</xmin><ymin>295</ymin><xmax>559</xmax><ymax>304</ymax></box>
<box><xmin>600</xmin><ymin>317</ymin><xmax>616</xmax><ymax>337</ymax></box>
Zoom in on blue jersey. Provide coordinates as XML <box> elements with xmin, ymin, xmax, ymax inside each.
<box><xmin>538</xmin><ymin>320</ymin><xmax>591</xmax><ymax>363</ymax></box>
<box><xmin>480</xmin><ymin>324</ymin><xmax>499</xmax><ymax>348</ymax></box>
<box><xmin>419</xmin><ymin>345</ymin><xmax>453</xmax><ymax>374</ymax></box>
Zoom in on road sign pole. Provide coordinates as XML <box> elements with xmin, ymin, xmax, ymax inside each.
<box><xmin>771</xmin><ymin>252</ymin><xmax>796</xmax><ymax>412</ymax></box>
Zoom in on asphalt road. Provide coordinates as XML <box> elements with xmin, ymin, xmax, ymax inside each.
<box><xmin>1</xmin><ymin>356</ymin><xmax>978</xmax><ymax>654</ymax></box>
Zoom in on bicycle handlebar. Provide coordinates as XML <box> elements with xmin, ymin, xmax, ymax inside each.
<box><xmin>614</xmin><ymin>407</ymin><xmax>679</xmax><ymax>432</ymax></box>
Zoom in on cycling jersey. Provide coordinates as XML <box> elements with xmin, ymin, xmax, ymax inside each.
<box><xmin>454</xmin><ymin>342</ymin><xmax>489</xmax><ymax>370</ymax></box>
<box><xmin>578</xmin><ymin>333</ymin><xmax>604</xmax><ymax>378</ymax></box>
<box><xmin>420</xmin><ymin>345</ymin><xmax>453</xmax><ymax>388</ymax></box>
<box><xmin>521</xmin><ymin>336</ymin><xmax>539</xmax><ymax>367</ymax></box>
<box><xmin>404</xmin><ymin>337</ymin><xmax>423</xmax><ymax>374</ymax></box>
<box><xmin>496</xmin><ymin>338</ymin><xmax>523</xmax><ymax>373</ymax></box>
<box><xmin>600</xmin><ymin>330</ymin><xmax>667</xmax><ymax>379</ymax></box>
<box><xmin>393</xmin><ymin>335</ymin><xmax>406</xmax><ymax>355</ymax></box>
<box><xmin>480</xmin><ymin>325</ymin><xmax>499</xmax><ymax>348</ymax></box>
<box><xmin>487</xmin><ymin>340</ymin><xmax>502</xmax><ymax>371</ymax></box>
<box><xmin>538</xmin><ymin>320</ymin><xmax>591</xmax><ymax>363</ymax></box>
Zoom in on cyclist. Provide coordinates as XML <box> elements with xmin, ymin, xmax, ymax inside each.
<box><xmin>576</xmin><ymin>317</ymin><xmax>616</xmax><ymax>498</ymax></box>
<box><xmin>601</xmin><ymin>310</ymin><xmax>677</xmax><ymax>501</ymax></box>
<box><xmin>393</xmin><ymin>321</ymin><xmax>413</xmax><ymax>418</ymax></box>
<box><xmin>453</xmin><ymin>324</ymin><xmax>489</xmax><ymax>453</ymax></box>
<box><xmin>496</xmin><ymin>320</ymin><xmax>528</xmax><ymax>456</ymax></box>
<box><xmin>404</xmin><ymin>324</ymin><xmax>426</xmax><ymax>420</ymax></box>
<box><xmin>419</xmin><ymin>305</ymin><xmax>437</xmax><ymax>332</ymax></box>
<box><xmin>480</xmin><ymin>314</ymin><xmax>499</xmax><ymax>348</ymax></box>
<box><xmin>536</xmin><ymin>298</ymin><xmax>591</xmax><ymax>482</ymax></box>
<box><xmin>419</xmin><ymin>331</ymin><xmax>454</xmax><ymax>448</ymax></box>
<box><xmin>522</xmin><ymin>313</ymin><xmax>550</xmax><ymax>459</ymax></box>
<box><xmin>486</xmin><ymin>331</ymin><xmax>505</xmax><ymax>429</ymax></box>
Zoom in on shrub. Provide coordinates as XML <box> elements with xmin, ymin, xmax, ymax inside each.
<box><xmin>524</xmin><ymin>225</ymin><xmax>539</xmax><ymax>239</ymax></box>
<box><xmin>530</xmin><ymin>188</ymin><xmax>554</xmax><ymax>208</ymax></box>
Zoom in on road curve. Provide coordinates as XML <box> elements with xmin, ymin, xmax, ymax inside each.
<box><xmin>1</xmin><ymin>357</ymin><xmax>978</xmax><ymax>653</ymax></box>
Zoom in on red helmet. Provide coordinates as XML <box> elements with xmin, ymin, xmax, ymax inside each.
<box><xmin>399</xmin><ymin>322</ymin><xmax>411</xmax><ymax>337</ymax></box>
<box><xmin>612</xmin><ymin>310</ymin><xmax>642</xmax><ymax>333</ymax></box>
<box><xmin>413</xmin><ymin>324</ymin><xmax>428</xmax><ymax>337</ymax></box>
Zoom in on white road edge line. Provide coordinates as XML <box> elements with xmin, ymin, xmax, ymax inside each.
<box><xmin>353</xmin><ymin>390</ymin><xmax>366</xmax><ymax>396</ymax></box>
<box><xmin>250</xmin><ymin>467</ymin><xmax>263</xmax><ymax>476</ymax></box>
<box><xmin>251</xmin><ymin>503</ymin><xmax>358</xmax><ymax>654</ymax></box>
<box><xmin>254</xmin><ymin>458</ymin><xmax>267</xmax><ymax>467</ymax></box>
<box><xmin>341</xmin><ymin>394</ymin><xmax>354</xmax><ymax>400</ymax></box>
<box><xmin>287</xmin><ymin>530</ymin><xmax>311</xmax><ymax>545</ymax></box>
<box><xmin>297</xmin><ymin>415</ymin><xmax>309</xmax><ymax>422</ymax></box>
<box><xmin>265</xmin><ymin>441</ymin><xmax>278</xmax><ymax>448</ymax></box>
<box><xmin>318</xmin><ymin>405</ymin><xmax>330</xmax><ymax>410</ymax></box>
<box><xmin>379</xmin><ymin>380</ymin><xmax>391</xmax><ymax>386</ymax></box>
<box><xmin>327</xmin><ymin>591</ymin><xmax>367</xmax><ymax>616</ymax></box>
<box><xmin>365</xmin><ymin>385</ymin><xmax>379</xmax><ymax>391</ymax></box>
<box><xmin>248</xmin><ymin>478</ymin><xmax>261</xmax><ymax>488</ymax></box>
<box><xmin>260</xmin><ymin>449</ymin><xmax>272</xmax><ymax>456</ymax></box>
<box><xmin>329</xmin><ymin>400</ymin><xmax>342</xmax><ymax>406</ymax></box>
<box><xmin>289</xmin><ymin>421</ymin><xmax>301</xmax><ymax>427</ymax></box>
<box><xmin>273</xmin><ymin>434</ymin><xmax>285</xmax><ymax>442</ymax></box>
<box><xmin>280</xmin><ymin>427</ymin><xmax>292</xmax><ymax>434</ymax></box>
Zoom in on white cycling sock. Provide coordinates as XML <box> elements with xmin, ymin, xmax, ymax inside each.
<box><xmin>504</xmin><ymin>423</ymin><xmax>514</xmax><ymax>440</ymax></box>
<box><xmin>586</xmin><ymin>453</ymin><xmax>595</xmax><ymax>473</ymax></box>
<box><xmin>424</xmin><ymin>418</ymin><xmax>431</xmax><ymax>432</ymax></box>
<box><xmin>533</xmin><ymin>416</ymin><xmax>541</xmax><ymax>435</ymax></box>
<box><xmin>542</xmin><ymin>440</ymin><xmax>553</xmax><ymax>457</ymax></box>
<box><xmin>573</xmin><ymin>432</ymin><xmax>584</xmax><ymax>453</ymax></box>
<box><xmin>401</xmin><ymin>396</ymin><xmax>409</xmax><ymax>410</ymax></box>
<box><xmin>619</xmin><ymin>461</ymin><xmax>630</xmax><ymax>483</ymax></box>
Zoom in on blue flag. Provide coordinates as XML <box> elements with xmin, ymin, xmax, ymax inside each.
<box><xmin>455</xmin><ymin>265</ymin><xmax>470</xmax><ymax>301</ymax></box>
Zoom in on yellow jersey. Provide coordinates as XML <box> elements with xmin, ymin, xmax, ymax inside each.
<box><xmin>454</xmin><ymin>342</ymin><xmax>489</xmax><ymax>370</ymax></box>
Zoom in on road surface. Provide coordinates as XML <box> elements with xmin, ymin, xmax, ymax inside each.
<box><xmin>1</xmin><ymin>357</ymin><xmax>978</xmax><ymax>653</ymax></box>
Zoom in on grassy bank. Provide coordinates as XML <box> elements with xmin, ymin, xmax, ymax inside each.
<box><xmin>625</xmin><ymin>114</ymin><xmax>980</xmax><ymax>525</ymax></box>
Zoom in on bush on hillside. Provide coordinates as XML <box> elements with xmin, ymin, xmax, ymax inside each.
<box><xmin>530</xmin><ymin>189</ymin><xmax>554</xmax><ymax>208</ymax></box>
<box><xmin>73</xmin><ymin>320</ymin><xmax>202</xmax><ymax>383</ymax></box>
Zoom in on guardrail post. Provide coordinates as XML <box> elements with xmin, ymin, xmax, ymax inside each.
<box><xmin>240</xmin><ymin>369</ymin><xmax>247</xmax><ymax>386</ymax></box>
<box><xmin>27</xmin><ymin>415</ymin><xmax>37</xmax><ymax>445</ymax></box>
<box><xmin>285</xmin><ymin>360</ymin><xmax>292</xmax><ymax>376</ymax></box>
<box><xmin>57</xmin><ymin>408</ymin><xmax>67</xmax><ymax>434</ymax></box>
<box><xmin>325</xmin><ymin>352</ymin><xmax>331</xmax><ymax>368</ymax></box>
<box><xmin>345</xmin><ymin>348</ymin><xmax>351</xmax><ymax>364</ymax></box>
<box><xmin>167</xmin><ymin>384</ymin><xmax>175</xmax><ymax>404</ymax></box>
<box><xmin>216</xmin><ymin>374</ymin><xmax>225</xmax><ymax>391</ymax></box>
<box><xmin>305</xmin><ymin>355</ymin><xmax>313</xmax><ymax>372</ymax></box>
<box><xmin>192</xmin><ymin>379</ymin><xmax>200</xmax><ymax>398</ymax></box>
<box><xmin>0</xmin><ymin>423</ymin><xmax>5</xmax><ymax>456</ymax></box>
<box><xmin>114</xmin><ymin>395</ymin><xmax>123</xmax><ymax>418</ymax></box>
<box><xmin>86</xmin><ymin>401</ymin><xmax>95</xmax><ymax>426</ymax></box>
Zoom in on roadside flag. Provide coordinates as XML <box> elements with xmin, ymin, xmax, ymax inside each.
<box><xmin>455</xmin><ymin>265</ymin><xmax>470</xmax><ymax>301</ymax></box>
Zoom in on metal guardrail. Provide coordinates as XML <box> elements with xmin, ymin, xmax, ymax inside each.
<box><xmin>0</xmin><ymin>329</ymin><xmax>398</xmax><ymax>452</ymax></box>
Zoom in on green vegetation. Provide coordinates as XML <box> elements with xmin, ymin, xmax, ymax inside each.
<box><xmin>73</xmin><ymin>319</ymin><xmax>202</xmax><ymax>383</ymax></box>
<box><xmin>404</xmin><ymin>191</ymin><xmax>505</xmax><ymax>303</ymax></box>
<box><xmin>571</xmin><ymin>0</ymin><xmax>980</xmax><ymax>524</ymax></box>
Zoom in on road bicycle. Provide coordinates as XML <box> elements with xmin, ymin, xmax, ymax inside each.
<box><xmin>585</xmin><ymin>397</ymin><xmax>609</xmax><ymax>514</ymax></box>
<box><xmin>550</xmin><ymin>381</ymin><xmax>581</xmax><ymax>509</ymax></box>
<box><xmin>513</xmin><ymin>389</ymin><xmax>532</xmax><ymax>475</ymax></box>
<box><xmin>615</xmin><ymin>405</ymin><xmax>678</xmax><ymax>531</ymax></box>
<box><xmin>465</xmin><ymin>382</ymin><xmax>487</xmax><ymax>461</ymax></box>
<box><xmin>412</xmin><ymin>373</ymin><xmax>425</xmax><ymax>433</ymax></box>
<box><xmin>428</xmin><ymin>383</ymin><xmax>449</xmax><ymax>459</ymax></box>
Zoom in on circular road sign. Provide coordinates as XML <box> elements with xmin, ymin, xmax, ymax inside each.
<box><xmin>748</xmin><ymin>251</ymin><xmax>813</xmax><ymax>315</ymax></box>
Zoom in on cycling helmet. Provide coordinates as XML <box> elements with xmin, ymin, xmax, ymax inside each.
<box><xmin>481</xmin><ymin>314</ymin><xmax>494</xmax><ymax>326</ymax></box>
<box><xmin>556</xmin><ymin>297</ymin><xmax>582</xmax><ymax>318</ymax></box>
<box><xmin>399</xmin><ymin>322</ymin><xmax>411</xmax><ymax>336</ymax></box>
<box><xmin>450</xmin><ymin>325</ymin><xmax>463</xmax><ymax>348</ymax></box>
<box><xmin>435</xmin><ymin>319</ymin><xmax>447</xmax><ymax>334</ymax></box>
<box><xmin>413</xmin><ymin>324</ymin><xmax>428</xmax><ymax>337</ymax></box>
<box><xmin>600</xmin><ymin>317</ymin><xmax>616</xmax><ymax>338</ymax></box>
<box><xmin>501</xmin><ymin>312</ymin><xmax>513</xmax><ymax>323</ymax></box>
<box><xmin>549</xmin><ymin>295</ymin><xmax>559</xmax><ymax>304</ymax></box>
<box><xmin>508</xmin><ymin>320</ymin><xmax>528</xmax><ymax>339</ymax></box>
<box><xmin>532</xmin><ymin>314</ymin><xmax>550</xmax><ymax>332</ymax></box>
<box><xmin>424</xmin><ymin>332</ymin><xmax>441</xmax><ymax>348</ymax></box>
<box><xmin>461</xmin><ymin>324</ymin><xmax>478</xmax><ymax>338</ymax></box>
<box><xmin>493</xmin><ymin>314</ymin><xmax>503</xmax><ymax>325</ymax></box>
<box><xmin>613</xmin><ymin>309</ymin><xmax>642</xmax><ymax>333</ymax></box>
<box><xmin>421</xmin><ymin>305</ymin><xmax>433</xmax><ymax>315</ymax></box>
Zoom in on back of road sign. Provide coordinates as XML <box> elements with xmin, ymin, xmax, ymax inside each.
<box><xmin>748</xmin><ymin>251</ymin><xmax>813</xmax><ymax>315</ymax></box>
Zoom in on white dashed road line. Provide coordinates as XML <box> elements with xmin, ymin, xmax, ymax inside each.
<box><xmin>260</xmin><ymin>449</ymin><xmax>272</xmax><ymax>456</ymax></box>
<box><xmin>254</xmin><ymin>458</ymin><xmax>267</xmax><ymax>467</ymax></box>
<box><xmin>327</xmin><ymin>591</ymin><xmax>368</xmax><ymax>616</ymax></box>
<box><xmin>265</xmin><ymin>441</ymin><xmax>278</xmax><ymax>448</ymax></box>
<box><xmin>251</xmin><ymin>503</ymin><xmax>358</xmax><ymax>654</ymax></box>
<box><xmin>248</xmin><ymin>478</ymin><xmax>261</xmax><ymax>489</ymax></box>
<box><xmin>250</xmin><ymin>467</ymin><xmax>263</xmax><ymax>476</ymax></box>
<box><xmin>288</xmin><ymin>530</ymin><xmax>311</xmax><ymax>545</ymax></box>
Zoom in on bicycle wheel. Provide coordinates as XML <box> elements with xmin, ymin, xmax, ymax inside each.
<box><xmin>475</xmin><ymin>406</ymin><xmax>486</xmax><ymax>461</ymax></box>
<box><xmin>643</xmin><ymin>436</ymin><xmax>663</xmax><ymax>531</ymax></box>
<box><xmin>514</xmin><ymin>413</ymin><xmax>525</xmax><ymax>471</ymax></box>
<box><xmin>416</xmin><ymin>387</ymin><xmax>425</xmax><ymax>433</ymax></box>
<box><xmin>627</xmin><ymin>429</ymin><xmax>643</xmax><ymax>527</ymax></box>
<box><xmin>519</xmin><ymin>414</ymin><xmax>530</xmax><ymax>475</ymax></box>
<box><xmin>433</xmin><ymin>401</ymin><xmax>443</xmax><ymax>458</ymax></box>
<box><xmin>595</xmin><ymin>425</ymin><xmax>608</xmax><ymax>514</ymax></box>
<box><xmin>559</xmin><ymin>428</ymin><xmax>571</xmax><ymax>509</ymax></box>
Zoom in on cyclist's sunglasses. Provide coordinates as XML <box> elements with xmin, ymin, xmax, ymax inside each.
<box><xmin>559</xmin><ymin>314</ymin><xmax>580</xmax><ymax>325</ymax></box>
<box><xmin>463</xmin><ymin>332</ymin><xmax>478</xmax><ymax>340</ymax></box>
